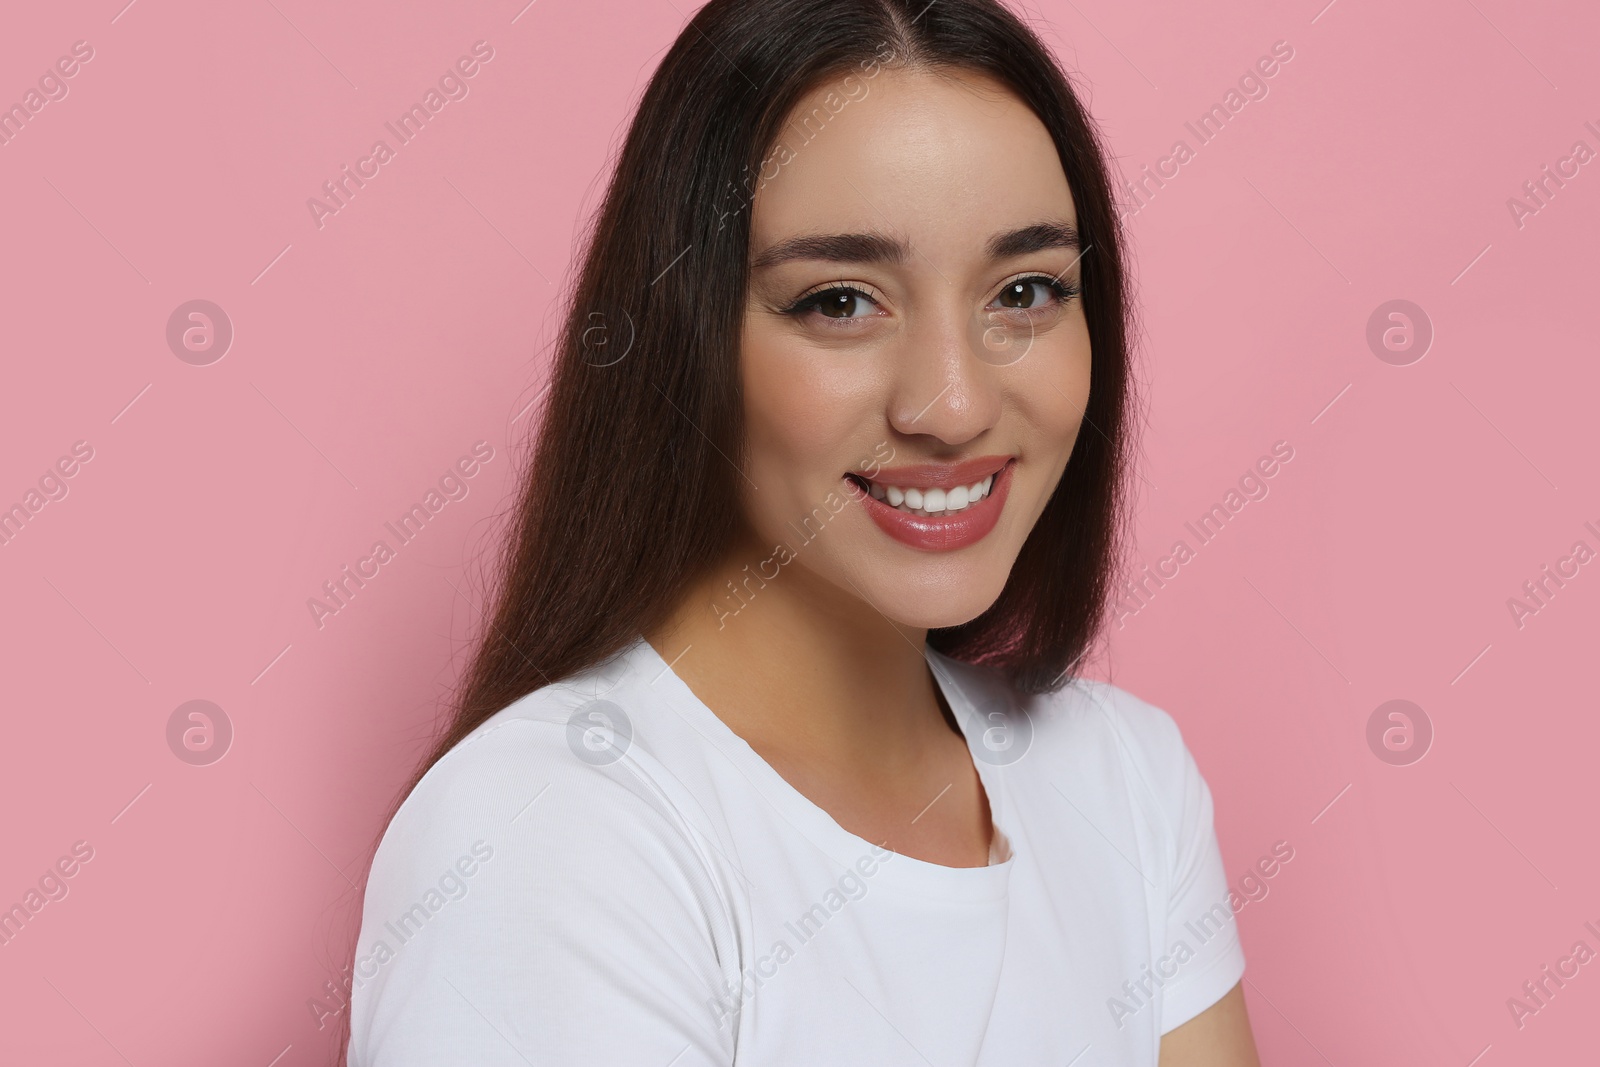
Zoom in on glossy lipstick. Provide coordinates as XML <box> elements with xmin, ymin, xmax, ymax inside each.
<box><xmin>847</xmin><ymin>456</ymin><xmax>1015</xmax><ymax>552</ymax></box>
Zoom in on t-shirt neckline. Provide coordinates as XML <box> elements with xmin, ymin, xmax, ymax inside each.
<box><xmin>623</xmin><ymin>635</ymin><xmax>1015</xmax><ymax>903</ymax></box>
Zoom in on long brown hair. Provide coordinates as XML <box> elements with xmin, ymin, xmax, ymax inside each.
<box><xmin>437</xmin><ymin>0</ymin><xmax>1134</xmax><ymax>757</ymax></box>
<box><xmin>339</xmin><ymin>0</ymin><xmax>1134</xmax><ymax>1053</ymax></box>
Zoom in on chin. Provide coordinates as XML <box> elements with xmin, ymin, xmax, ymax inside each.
<box><xmin>846</xmin><ymin>561</ymin><xmax>1011</xmax><ymax>632</ymax></box>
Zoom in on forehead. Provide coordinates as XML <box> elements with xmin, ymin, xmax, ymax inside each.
<box><xmin>748</xmin><ymin>67</ymin><xmax>1077</xmax><ymax>255</ymax></box>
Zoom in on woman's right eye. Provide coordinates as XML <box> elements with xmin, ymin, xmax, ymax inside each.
<box><xmin>785</xmin><ymin>286</ymin><xmax>879</xmax><ymax>320</ymax></box>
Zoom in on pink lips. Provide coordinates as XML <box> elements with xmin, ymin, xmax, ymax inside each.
<box><xmin>848</xmin><ymin>456</ymin><xmax>1016</xmax><ymax>553</ymax></box>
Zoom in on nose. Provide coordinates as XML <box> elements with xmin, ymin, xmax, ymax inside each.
<box><xmin>886</xmin><ymin>306</ymin><xmax>1004</xmax><ymax>447</ymax></box>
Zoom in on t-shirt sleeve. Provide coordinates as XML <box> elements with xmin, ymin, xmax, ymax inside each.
<box><xmin>346</xmin><ymin>717</ymin><xmax>740</xmax><ymax>1066</ymax></box>
<box><xmin>1108</xmin><ymin>689</ymin><xmax>1247</xmax><ymax>1035</ymax></box>
<box><xmin>1156</xmin><ymin>722</ymin><xmax>1246</xmax><ymax>1032</ymax></box>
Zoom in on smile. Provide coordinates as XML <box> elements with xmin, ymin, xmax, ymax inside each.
<box><xmin>845</xmin><ymin>456</ymin><xmax>1016</xmax><ymax>553</ymax></box>
<box><xmin>865</xmin><ymin>473</ymin><xmax>995</xmax><ymax>515</ymax></box>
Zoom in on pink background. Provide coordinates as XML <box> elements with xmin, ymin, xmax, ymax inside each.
<box><xmin>2</xmin><ymin>0</ymin><xmax>1596</xmax><ymax>1063</ymax></box>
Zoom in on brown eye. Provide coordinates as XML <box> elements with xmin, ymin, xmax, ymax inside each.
<box><xmin>990</xmin><ymin>276</ymin><xmax>1079</xmax><ymax>313</ymax></box>
<box><xmin>817</xmin><ymin>289</ymin><xmax>865</xmax><ymax>318</ymax></box>
<box><xmin>785</xmin><ymin>285</ymin><xmax>878</xmax><ymax>320</ymax></box>
<box><xmin>997</xmin><ymin>279</ymin><xmax>1049</xmax><ymax>309</ymax></box>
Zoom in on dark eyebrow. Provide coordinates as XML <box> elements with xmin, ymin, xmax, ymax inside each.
<box><xmin>750</xmin><ymin>231</ymin><xmax>908</xmax><ymax>271</ymax></box>
<box><xmin>985</xmin><ymin>221</ymin><xmax>1080</xmax><ymax>260</ymax></box>
<box><xmin>749</xmin><ymin>220</ymin><xmax>1080</xmax><ymax>271</ymax></box>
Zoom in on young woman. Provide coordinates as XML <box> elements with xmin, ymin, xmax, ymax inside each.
<box><xmin>345</xmin><ymin>0</ymin><xmax>1260</xmax><ymax>1063</ymax></box>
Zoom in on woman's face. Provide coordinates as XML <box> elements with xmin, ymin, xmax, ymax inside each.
<box><xmin>737</xmin><ymin>66</ymin><xmax>1092</xmax><ymax>631</ymax></box>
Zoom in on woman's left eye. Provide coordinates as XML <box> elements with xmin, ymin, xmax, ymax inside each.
<box><xmin>991</xmin><ymin>276</ymin><xmax>1077</xmax><ymax>311</ymax></box>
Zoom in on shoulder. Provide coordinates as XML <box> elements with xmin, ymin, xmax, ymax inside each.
<box><xmin>931</xmin><ymin>651</ymin><xmax>1190</xmax><ymax>767</ymax></box>
<box><xmin>357</xmin><ymin>670</ymin><xmax>742</xmax><ymax>977</ymax></box>
<box><xmin>931</xmin><ymin>652</ymin><xmax>1206</xmax><ymax>834</ymax></box>
<box><xmin>1049</xmin><ymin>678</ymin><xmax>1205</xmax><ymax>837</ymax></box>
<box><xmin>1026</xmin><ymin>675</ymin><xmax>1227</xmax><ymax>899</ymax></box>
<box><xmin>1055</xmin><ymin>677</ymin><xmax>1192</xmax><ymax>781</ymax></box>
<box><xmin>380</xmin><ymin>686</ymin><xmax>604</xmax><ymax>835</ymax></box>
<box><xmin>369</xmin><ymin>680</ymin><xmax>718</xmax><ymax>888</ymax></box>
<box><xmin>350</xmin><ymin>682</ymin><xmax>741</xmax><ymax>1063</ymax></box>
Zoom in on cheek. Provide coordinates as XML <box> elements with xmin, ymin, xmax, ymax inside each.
<box><xmin>1016</xmin><ymin>326</ymin><xmax>1092</xmax><ymax>455</ymax></box>
<box><xmin>739</xmin><ymin>323</ymin><xmax>880</xmax><ymax>477</ymax></box>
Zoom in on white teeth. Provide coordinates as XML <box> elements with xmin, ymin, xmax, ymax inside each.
<box><xmin>866</xmin><ymin>472</ymin><xmax>998</xmax><ymax>516</ymax></box>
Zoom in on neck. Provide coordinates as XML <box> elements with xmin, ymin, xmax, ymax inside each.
<box><xmin>645</xmin><ymin>528</ymin><xmax>952</xmax><ymax>773</ymax></box>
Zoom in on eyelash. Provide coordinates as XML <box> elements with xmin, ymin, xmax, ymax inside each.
<box><xmin>779</xmin><ymin>274</ymin><xmax>1081</xmax><ymax>322</ymax></box>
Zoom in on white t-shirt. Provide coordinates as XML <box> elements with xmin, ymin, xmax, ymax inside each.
<box><xmin>346</xmin><ymin>636</ymin><xmax>1245</xmax><ymax>1065</ymax></box>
